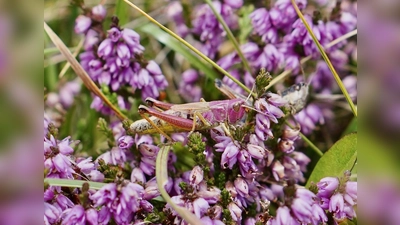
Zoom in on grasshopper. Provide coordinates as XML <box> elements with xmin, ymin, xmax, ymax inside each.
<box><xmin>129</xmin><ymin>97</ymin><xmax>248</xmax><ymax>140</ymax></box>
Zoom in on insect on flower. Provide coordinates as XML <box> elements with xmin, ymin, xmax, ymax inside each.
<box><xmin>129</xmin><ymin>97</ymin><xmax>248</xmax><ymax>140</ymax></box>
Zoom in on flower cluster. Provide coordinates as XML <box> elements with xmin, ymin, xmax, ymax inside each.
<box><xmin>75</xmin><ymin>4</ymin><xmax>168</xmax><ymax>114</ymax></box>
<box><xmin>317</xmin><ymin>172</ymin><xmax>357</xmax><ymax>222</ymax></box>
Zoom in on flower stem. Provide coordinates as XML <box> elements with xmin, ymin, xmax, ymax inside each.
<box><xmin>286</xmin><ymin>121</ymin><xmax>323</xmax><ymax>157</ymax></box>
<box><xmin>291</xmin><ymin>0</ymin><xmax>357</xmax><ymax>117</ymax></box>
<box><xmin>204</xmin><ymin>0</ymin><xmax>253</xmax><ymax>76</ymax></box>
<box><xmin>123</xmin><ymin>0</ymin><xmax>254</xmax><ymax>97</ymax></box>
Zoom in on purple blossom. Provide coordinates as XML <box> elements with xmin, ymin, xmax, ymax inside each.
<box><xmin>179</xmin><ymin>69</ymin><xmax>202</xmax><ymax>102</ymax></box>
<box><xmin>316</xmin><ymin>174</ymin><xmax>357</xmax><ymax>221</ymax></box>
<box><xmin>74</xmin><ymin>15</ymin><xmax>92</xmax><ymax>34</ymax></box>
<box><xmin>44</xmin><ymin>202</ymin><xmax>62</xmax><ymax>224</ymax></box>
<box><xmin>290</xmin><ymin>15</ymin><xmax>329</xmax><ymax>57</ymax></box>
<box><xmin>77</xmin><ymin>18</ymin><xmax>168</xmax><ymax>113</ymax></box>
<box><xmin>96</xmin><ymin>147</ymin><xmax>126</xmax><ymax>166</ymax></box>
<box><xmin>118</xmin><ymin>135</ymin><xmax>134</xmax><ymax>149</ymax></box>
<box><xmin>270</xmin><ymin>0</ymin><xmax>307</xmax><ymax>31</ymax></box>
<box><xmin>59</xmin><ymin>80</ymin><xmax>81</xmax><ymax>108</ymax></box>
<box><xmin>250</xmin><ymin>8</ymin><xmax>279</xmax><ymax>43</ymax></box>
<box><xmin>92</xmin><ymin>5</ymin><xmax>107</xmax><ymax>21</ymax></box>
<box><xmin>254</xmin><ymin>93</ymin><xmax>286</xmax><ymax>141</ymax></box>
<box><xmin>192</xmin><ymin>1</ymin><xmax>239</xmax><ymax>58</ymax></box>
<box><xmin>44</xmin><ymin>135</ymin><xmax>75</xmax><ymax>178</ymax></box>
<box><xmin>241</xmin><ymin>42</ymin><xmax>284</xmax><ymax>72</ymax></box>
<box><xmin>294</xmin><ymin>103</ymin><xmax>325</xmax><ymax>135</ymax></box>
<box><xmin>61</xmin><ymin>205</ymin><xmax>86</xmax><ymax>225</ymax></box>
<box><xmin>90</xmin><ymin>182</ymin><xmax>146</xmax><ymax>224</ymax></box>
<box><xmin>138</xmin><ymin>143</ymin><xmax>159</xmax><ymax>176</ymax></box>
<box><xmin>166</xmin><ymin>1</ymin><xmax>189</xmax><ymax>37</ymax></box>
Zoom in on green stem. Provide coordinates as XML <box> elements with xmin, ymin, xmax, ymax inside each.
<box><xmin>123</xmin><ymin>0</ymin><xmax>254</xmax><ymax>96</ymax></box>
<box><xmin>204</xmin><ymin>0</ymin><xmax>253</xmax><ymax>76</ymax></box>
<box><xmin>286</xmin><ymin>121</ymin><xmax>323</xmax><ymax>157</ymax></box>
<box><xmin>291</xmin><ymin>0</ymin><xmax>357</xmax><ymax>117</ymax></box>
<box><xmin>156</xmin><ymin>145</ymin><xmax>203</xmax><ymax>224</ymax></box>
<box><xmin>44</xmin><ymin>178</ymin><xmax>106</xmax><ymax>190</ymax></box>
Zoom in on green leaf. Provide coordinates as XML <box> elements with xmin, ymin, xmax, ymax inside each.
<box><xmin>306</xmin><ymin>133</ymin><xmax>357</xmax><ymax>187</ymax></box>
<box><xmin>342</xmin><ymin>117</ymin><xmax>357</xmax><ymax>137</ymax></box>
<box><xmin>44</xmin><ymin>178</ymin><xmax>106</xmax><ymax>190</ymax></box>
<box><xmin>115</xmin><ymin>0</ymin><xmax>130</xmax><ymax>26</ymax></box>
<box><xmin>139</xmin><ymin>24</ymin><xmax>218</xmax><ymax>80</ymax></box>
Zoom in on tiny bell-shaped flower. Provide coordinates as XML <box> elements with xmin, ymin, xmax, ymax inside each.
<box><xmin>74</xmin><ymin>15</ymin><xmax>92</xmax><ymax>34</ymax></box>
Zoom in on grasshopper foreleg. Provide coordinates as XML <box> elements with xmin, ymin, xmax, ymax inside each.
<box><xmin>138</xmin><ymin>106</ymin><xmax>173</xmax><ymax>142</ymax></box>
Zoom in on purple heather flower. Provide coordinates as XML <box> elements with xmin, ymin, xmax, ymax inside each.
<box><xmin>343</xmin><ymin>75</ymin><xmax>357</xmax><ymax>101</ymax></box>
<box><xmin>270</xmin><ymin>0</ymin><xmax>307</xmax><ymax>30</ymax></box>
<box><xmin>83</xmin><ymin>29</ymin><xmax>100</xmax><ymax>51</ymax></box>
<box><xmin>143</xmin><ymin>178</ymin><xmax>161</xmax><ymax>200</ymax></box>
<box><xmin>91</xmin><ymin>5</ymin><xmax>107</xmax><ymax>21</ymax></box>
<box><xmin>234</xmin><ymin>177</ymin><xmax>249</xmax><ymax>198</ymax></box>
<box><xmin>118</xmin><ymin>135</ymin><xmax>134</xmax><ymax>149</ymax></box>
<box><xmin>131</xmin><ymin>167</ymin><xmax>146</xmax><ymax>184</ymax></box>
<box><xmin>317</xmin><ymin>177</ymin><xmax>339</xmax><ymax>198</ymax></box>
<box><xmin>74</xmin><ymin>15</ymin><xmax>92</xmax><ymax>34</ymax></box>
<box><xmin>59</xmin><ymin>80</ymin><xmax>81</xmax><ymax>108</ymax></box>
<box><xmin>121</xmin><ymin>28</ymin><xmax>144</xmax><ymax>54</ymax></box>
<box><xmin>217</xmin><ymin>140</ymin><xmax>239</xmax><ymax>169</ymax></box>
<box><xmin>271</xmin><ymin>161</ymin><xmax>285</xmax><ymax>181</ymax></box>
<box><xmin>190</xmin><ymin>166</ymin><xmax>204</xmax><ymax>185</ymax></box>
<box><xmin>294</xmin><ymin>103</ymin><xmax>325</xmax><ymax>135</ymax></box>
<box><xmin>44</xmin><ymin>136</ymin><xmax>75</xmax><ymax>178</ymax></box>
<box><xmin>224</xmin><ymin>0</ymin><xmax>243</xmax><ymax>9</ymax></box>
<box><xmin>55</xmin><ymin>194</ymin><xmax>74</xmax><ymax>211</ymax></box>
<box><xmin>250</xmin><ymin>8</ymin><xmax>279</xmax><ymax>44</ymax></box>
<box><xmin>291</xmin><ymin>15</ymin><xmax>329</xmax><ymax>57</ymax></box>
<box><xmin>250</xmin><ymin>8</ymin><xmax>270</xmax><ymax>35</ymax></box>
<box><xmin>254</xmin><ymin>92</ymin><xmax>286</xmax><ymax>141</ymax></box>
<box><xmin>291</xmin><ymin>189</ymin><xmax>315</xmax><ymax>223</ymax></box>
<box><xmin>138</xmin><ymin>143</ymin><xmax>159</xmax><ymax>176</ymax></box>
<box><xmin>61</xmin><ymin>205</ymin><xmax>86</xmax><ymax>225</ymax></box>
<box><xmin>44</xmin><ymin>202</ymin><xmax>61</xmax><ymax>224</ymax></box>
<box><xmin>228</xmin><ymin>202</ymin><xmax>242</xmax><ymax>222</ymax></box>
<box><xmin>316</xmin><ymin>175</ymin><xmax>357</xmax><ymax>221</ymax></box>
<box><xmin>98</xmin><ymin>206</ymin><xmax>111</xmax><ymax>224</ymax></box>
<box><xmin>91</xmin><ymin>182</ymin><xmax>146</xmax><ymax>224</ymax></box>
<box><xmin>179</xmin><ymin>69</ymin><xmax>202</xmax><ymax>102</ymax></box>
<box><xmin>96</xmin><ymin>147</ymin><xmax>126</xmax><ymax>166</ymax></box>
<box><xmin>166</xmin><ymin>1</ymin><xmax>189</xmax><ymax>37</ymax></box>
<box><xmin>270</xmin><ymin>206</ymin><xmax>298</xmax><ymax>225</ymax></box>
<box><xmin>192</xmin><ymin>1</ymin><xmax>238</xmax><ymax>58</ymax></box>
<box><xmin>310</xmin><ymin>61</ymin><xmax>336</xmax><ymax>94</ymax></box>
<box><xmin>241</xmin><ymin>42</ymin><xmax>284</xmax><ymax>72</ymax></box>
<box><xmin>200</xmin><ymin>216</ymin><xmax>225</xmax><ymax>225</ymax></box>
<box><xmin>97</xmin><ymin>38</ymin><xmax>113</xmax><ymax>59</ymax></box>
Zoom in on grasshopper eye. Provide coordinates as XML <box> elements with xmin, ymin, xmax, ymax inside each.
<box><xmin>145</xmin><ymin>99</ymin><xmax>155</xmax><ymax>107</ymax></box>
<box><xmin>138</xmin><ymin>106</ymin><xmax>149</xmax><ymax>114</ymax></box>
<box><xmin>233</xmin><ymin>103</ymin><xmax>241</xmax><ymax>112</ymax></box>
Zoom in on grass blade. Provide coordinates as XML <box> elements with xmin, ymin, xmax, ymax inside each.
<box><xmin>291</xmin><ymin>0</ymin><xmax>357</xmax><ymax>117</ymax></box>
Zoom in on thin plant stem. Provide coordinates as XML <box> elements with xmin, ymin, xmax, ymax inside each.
<box><xmin>286</xmin><ymin>121</ymin><xmax>323</xmax><ymax>157</ymax></box>
<box><xmin>204</xmin><ymin>0</ymin><xmax>253</xmax><ymax>75</ymax></box>
<box><xmin>291</xmin><ymin>0</ymin><xmax>357</xmax><ymax>117</ymax></box>
<box><xmin>59</xmin><ymin>37</ymin><xmax>84</xmax><ymax>78</ymax></box>
<box><xmin>123</xmin><ymin>0</ymin><xmax>255</xmax><ymax>97</ymax></box>
<box><xmin>156</xmin><ymin>145</ymin><xmax>203</xmax><ymax>224</ymax></box>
